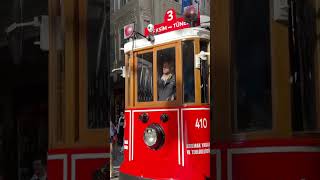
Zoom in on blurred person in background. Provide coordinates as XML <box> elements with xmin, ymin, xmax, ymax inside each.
<box><xmin>30</xmin><ymin>159</ymin><xmax>47</xmax><ymax>180</ymax></box>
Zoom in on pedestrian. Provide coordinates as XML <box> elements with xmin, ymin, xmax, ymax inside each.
<box><xmin>117</xmin><ymin>112</ymin><xmax>125</xmax><ymax>152</ymax></box>
<box><xmin>110</xmin><ymin>120</ymin><xmax>117</xmax><ymax>143</ymax></box>
<box><xmin>30</xmin><ymin>159</ymin><xmax>47</xmax><ymax>180</ymax></box>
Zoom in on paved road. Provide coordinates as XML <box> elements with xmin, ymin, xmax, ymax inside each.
<box><xmin>111</xmin><ymin>175</ymin><xmax>119</xmax><ymax>180</ymax></box>
<box><xmin>111</xmin><ymin>143</ymin><xmax>123</xmax><ymax>180</ymax></box>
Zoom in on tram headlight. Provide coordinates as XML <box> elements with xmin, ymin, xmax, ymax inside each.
<box><xmin>143</xmin><ymin>124</ymin><xmax>165</xmax><ymax>150</ymax></box>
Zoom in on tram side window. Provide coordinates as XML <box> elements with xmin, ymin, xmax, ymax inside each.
<box><xmin>137</xmin><ymin>53</ymin><xmax>153</xmax><ymax>102</ymax></box>
<box><xmin>200</xmin><ymin>40</ymin><xmax>209</xmax><ymax>104</ymax></box>
<box><xmin>182</xmin><ymin>40</ymin><xmax>195</xmax><ymax>103</ymax></box>
<box><xmin>157</xmin><ymin>48</ymin><xmax>176</xmax><ymax>101</ymax></box>
<box><xmin>233</xmin><ymin>0</ymin><xmax>272</xmax><ymax>132</ymax></box>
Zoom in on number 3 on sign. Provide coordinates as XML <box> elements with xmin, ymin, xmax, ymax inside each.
<box><xmin>195</xmin><ymin>118</ymin><xmax>208</xmax><ymax>129</ymax></box>
<box><xmin>166</xmin><ymin>10</ymin><xmax>173</xmax><ymax>21</ymax></box>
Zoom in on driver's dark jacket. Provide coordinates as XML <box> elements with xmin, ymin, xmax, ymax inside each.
<box><xmin>158</xmin><ymin>74</ymin><xmax>176</xmax><ymax>101</ymax></box>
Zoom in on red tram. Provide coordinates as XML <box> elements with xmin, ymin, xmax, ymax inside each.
<box><xmin>119</xmin><ymin>11</ymin><xmax>211</xmax><ymax>180</ymax></box>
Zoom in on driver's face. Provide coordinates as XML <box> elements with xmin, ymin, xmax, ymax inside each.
<box><xmin>163</xmin><ymin>63</ymin><xmax>170</xmax><ymax>74</ymax></box>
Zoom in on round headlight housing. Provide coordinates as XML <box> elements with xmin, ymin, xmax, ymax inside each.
<box><xmin>143</xmin><ymin>123</ymin><xmax>165</xmax><ymax>150</ymax></box>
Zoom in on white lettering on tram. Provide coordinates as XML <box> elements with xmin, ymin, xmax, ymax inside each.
<box><xmin>188</xmin><ymin>148</ymin><xmax>210</xmax><ymax>155</ymax></box>
<box><xmin>155</xmin><ymin>26</ymin><xmax>168</xmax><ymax>33</ymax></box>
<box><xmin>185</xmin><ymin>142</ymin><xmax>210</xmax><ymax>155</ymax></box>
<box><xmin>186</xmin><ymin>143</ymin><xmax>201</xmax><ymax>149</ymax></box>
<box><xmin>173</xmin><ymin>21</ymin><xmax>188</xmax><ymax>28</ymax></box>
<box><xmin>186</xmin><ymin>142</ymin><xmax>210</xmax><ymax>149</ymax></box>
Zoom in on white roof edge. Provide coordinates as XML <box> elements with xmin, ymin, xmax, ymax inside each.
<box><xmin>123</xmin><ymin>27</ymin><xmax>210</xmax><ymax>53</ymax></box>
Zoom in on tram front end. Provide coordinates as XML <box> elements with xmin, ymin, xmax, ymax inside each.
<box><xmin>119</xmin><ymin>26</ymin><xmax>211</xmax><ymax>180</ymax></box>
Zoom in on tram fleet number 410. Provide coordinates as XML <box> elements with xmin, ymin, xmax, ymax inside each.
<box><xmin>195</xmin><ymin>118</ymin><xmax>208</xmax><ymax>129</ymax></box>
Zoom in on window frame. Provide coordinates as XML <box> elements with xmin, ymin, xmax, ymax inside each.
<box><xmin>231</xmin><ymin>0</ymin><xmax>272</xmax><ymax>133</ymax></box>
<box><xmin>291</xmin><ymin>0</ymin><xmax>320</xmax><ymax>133</ymax></box>
<box><xmin>181</xmin><ymin>39</ymin><xmax>197</xmax><ymax>104</ymax></box>
<box><xmin>182</xmin><ymin>38</ymin><xmax>205</xmax><ymax>105</ymax></box>
<box><xmin>199</xmin><ymin>39</ymin><xmax>211</xmax><ymax>105</ymax></box>
<box><xmin>132</xmin><ymin>42</ymin><xmax>183</xmax><ymax>108</ymax></box>
<box><xmin>135</xmin><ymin>50</ymin><xmax>155</xmax><ymax>103</ymax></box>
<box><xmin>229</xmin><ymin>0</ymin><xmax>278</xmax><ymax>140</ymax></box>
<box><xmin>77</xmin><ymin>0</ymin><xmax>107</xmax><ymax>147</ymax></box>
<box><xmin>212</xmin><ymin>0</ymin><xmax>295</xmax><ymax>142</ymax></box>
<box><xmin>48</xmin><ymin>0</ymin><xmax>67</xmax><ymax>148</ymax></box>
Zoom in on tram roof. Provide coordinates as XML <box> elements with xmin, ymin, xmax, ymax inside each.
<box><xmin>123</xmin><ymin>27</ymin><xmax>210</xmax><ymax>53</ymax></box>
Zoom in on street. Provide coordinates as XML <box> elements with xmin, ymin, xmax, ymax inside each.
<box><xmin>111</xmin><ymin>143</ymin><xmax>123</xmax><ymax>180</ymax></box>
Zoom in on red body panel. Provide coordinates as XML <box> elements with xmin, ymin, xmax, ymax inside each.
<box><xmin>210</xmin><ymin>139</ymin><xmax>320</xmax><ymax>180</ymax></box>
<box><xmin>47</xmin><ymin>159</ymin><xmax>64</xmax><ymax>180</ymax></box>
<box><xmin>121</xmin><ymin>105</ymin><xmax>210</xmax><ymax>180</ymax></box>
<box><xmin>232</xmin><ymin>152</ymin><xmax>320</xmax><ymax>180</ymax></box>
<box><xmin>47</xmin><ymin>148</ymin><xmax>109</xmax><ymax>180</ymax></box>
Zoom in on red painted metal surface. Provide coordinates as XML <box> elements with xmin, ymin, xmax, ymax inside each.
<box><xmin>121</xmin><ymin>105</ymin><xmax>210</xmax><ymax>180</ymax></box>
<box><xmin>75</xmin><ymin>158</ymin><xmax>107</xmax><ymax>180</ymax></box>
<box><xmin>183</xmin><ymin>108</ymin><xmax>210</xmax><ymax>178</ymax></box>
<box><xmin>210</xmin><ymin>139</ymin><xmax>320</xmax><ymax>180</ymax></box>
<box><xmin>47</xmin><ymin>148</ymin><xmax>109</xmax><ymax>180</ymax></box>
<box><xmin>47</xmin><ymin>159</ymin><xmax>64</xmax><ymax>180</ymax></box>
<box><xmin>210</xmin><ymin>154</ymin><xmax>217</xmax><ymax>180</ymax></box>
<box><xmin>144</xmin><ymin>9</ymin><xmax>190</xmax><ymax>36</ymax></box>
<box><xmin>232</xmin><ymin>152</ymin><xmax>320</xmax><ymax>180</ymax></box>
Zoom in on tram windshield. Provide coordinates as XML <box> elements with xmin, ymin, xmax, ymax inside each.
<box><xmin>157</xmin><ymin>47</ymin><xmax>176</xmax><ymax>101</ymax></box>
<box><xmin>130</xmin><ymin>37</ymin><xmax>210</xmax><ymax>106</ymax></box>
<box><xmin>137</xmin><ymin>52</ymin><xmax>153</xmax><ymax>102</ymax></box>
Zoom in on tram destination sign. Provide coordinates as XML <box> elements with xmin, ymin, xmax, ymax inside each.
<box><xmin>144</xmin><ymin>9</ymin><xmax>190</xmax><ymax>36</ymax></box>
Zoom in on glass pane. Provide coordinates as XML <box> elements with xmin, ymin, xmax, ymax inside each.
<box><xmin>290</xmin><ymin>0</ymin><xmax>317</xmax><ymax>131</ymax></box>
<box><xmin>125</xmin><ymin>54</ymin><xmax>131</xmax><ymax>106</ymax></box>
<box><xmin>182</xmin><ymin>40</ymin><xmax>195</xmax><ymax>103</ymax></box>
<box><xmin>200</xmin><ymin>40</ymin><xmax>209</xmax><ymax>104</ymax></box>
<box><xmin>137</xmin><ymin>52</ymin><xmax>153</xmax><ymax>102</ymax></box>
<box><xmin>233</xmin><ymin>0</ymin><xmax>272</xmax><ymax>132</ymax></box>
<box><xmin>87</xmin><ymin>0</ymin><xmax>110</xmax><ymax>129</ymax></box>
<box><xmin>157</xmin><ymin>48</ymin><xmax>176</xmax><ymax>101</ymax></box>
<box><xmin>119</xmin><ymin>28</ymin><xmax>125</xmax><ymax>65</ymax></box>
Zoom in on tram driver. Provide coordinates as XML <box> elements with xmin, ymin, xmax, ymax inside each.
<box><xmin>158</xmin><ymin>61</ymin><xmax>176</xmax><ymax>101</ymax></box>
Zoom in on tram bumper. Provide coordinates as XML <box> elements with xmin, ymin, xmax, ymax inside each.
<box><xmin>119</xmin><ymin>172</ymin><xmax>209</xmax><ymax>180</ymax></box>
<box><xmin>119</xmin><ymin>172</ymin><xmax>152</xmax><ymax>180</ymax></box>
<box><xmin>119</xmin><ymin>161</ymin><xmax>209</xmax><ymax>180</ymax></box>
